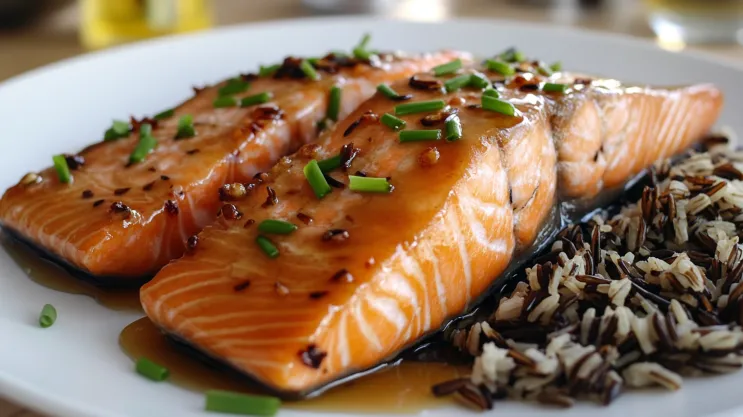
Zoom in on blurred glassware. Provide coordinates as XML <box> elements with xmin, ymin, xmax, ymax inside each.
<box><xmin>79</xmin><ymin>0</ymin><xmax>214</xmax><ymax>50</ymax></box>
<box><xmin>302</xmin><ymin>0</ymin><xmax>398</xmax><ymax>14</ymax></box>
<box><xmin>0</xmin><ymin>0</ymin><xmax>45</xmax><ymax>28</ymax></box>
<box><xmin>646</xmin><ymin>0</ymin><xmax>743</xmax><ymax>44</ymax></box>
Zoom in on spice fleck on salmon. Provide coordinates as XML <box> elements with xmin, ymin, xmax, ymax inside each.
<box><xmin>298</xmin><ymin>345</ymin><xmax>327</xmax><ymax>369</ymax></box>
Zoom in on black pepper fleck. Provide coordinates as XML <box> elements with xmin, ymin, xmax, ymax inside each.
<box><xmin>262</xmin><ymin>186</ymin><xmax>278</xmax><ymax>208</ymax></box>
<box><xmin>82</xmin><ymin>190</ymin><xmax>94</xmax><ymax>199</ymax></box>
<box><xmin>114</xmin><ymin>187</ymin><xmax>131</xmax><ymax>196</ymax></box>
<box><xmin>64</xmin><ymin>154</ymin><xmax>85</xmax><ymax>170</ymax></box>
<box><xmin>160</xmin><ymin>175</ymin><xmax>170</xmax><ymax>181</ymax></box>
<box><xmin>143</xmin><ymin>181</ymin><xmax>156</xmax><ymax>191</ymax></box>
<box><xmin>110</xmin><ymin>201</ymin><xmax>131</xmax><ymax>219</ymax></box>
<box><xmin>186</xmin><ymin>149</ymin><xmax>200</xmax><ymax>155</ymax></box>
<box><xmin>93</xmin><ymin>199</ymin><xmax>105</xmax><ymax>207</ymax></box>
<box><xmin>164</xmin><ymin>200</ymin><xmax>179</xmax><ymax>215</ymax></box>
<box><xmin>331</xmin><ymin>269</ymin><xmax>353</xmax><ymax>283</ymax></box>
<box><xmin>299</xmin><ymin>344</ymin><xmax>327</xmax><ymax>369</ymax></box>
<box><xmin>234</xmin><ymin>280</ymin><xmax>251</xmax><ymax>292</ymax></box>
<box><xmin>221</xmin><ymin>204</ymin><xmax>243</xmax><ymax>220</ymax></box>
<box><xmin>309</xmin><ymin>291</ymin><xmax>329</xmax><ymax>299</ymax></box>
<box><xmin>297</xmin><ymin>212</ymin><xmax>313</xmax><ymax>225</ymax></box>
<box><xmin>187</xmin><ymin>235</ymin><xmax>198</xmax><ymax>251</ymax></box>
<box><xmin>322</xmin><ymin>229</ymin><xmax>349</xmax><ymax>242</ymax></box>
<box><xmin>244</xmin><ymin>219</ymin><xmax>255</xmax><ymax>228</ymax></box>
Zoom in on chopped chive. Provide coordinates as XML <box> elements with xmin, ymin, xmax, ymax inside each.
<box><xmin>175</xmin><ymin>114</ymin><xmax>196</xmax><ymax>139</ymax></box>
<box><xmin>349</xmin><ymin>176</ymin><xmax>392</xmax><ymax>193</ymax></box>
<box><xmin>327</xmin><ymin>86</ymin><xmax>342</xmax><ymax>121</ymax></box>
<box><xmin>542</xmin><ymin>83</ymin><xmax>569</xmax><ymax>93</ymax></box>
<box><xmin>104</xmin><ymin>119</ymin><xmax>131</xmax><ymax>141</ymax></box>
<box><xmin>52</xmin><ymin>155</ymin><xmax>71</xmax><ymax>184</ymax></box>
<box><xmin>259</xmin><ymin>64</ymin><xmax>281</xmax><ymax>77</ymax></box>
<box><xmin>433</xmin><ymin>59</ymin><xmax>462</xmax><ymax>76</ymax></box>
<box><xmin>483</xmin><ymin>88</ymin><xmax>500</xmax><ymax>98</ymax></box>
<box><xmin>445</xmin><ymin>114</ymin><xmax>462</xmax><ymax>142</ymax></box>
<box><xmin>469</xmin><ymin>73</ymin><xmax>491</xmax><ymax>89</ymax></box>
<box><xmin>499</xmin><ymin>48</ymin><xmax>525</xmax><ymax>63</ymax></box>
<box><xmin>240</xmin><ymin>92</ymin><xmax>273</xmax><ymax>108</ymax></box>
<box><xmin>300</xmin><ymin>60</ymin><xmax>319</xmax><ymax>81</ymax></box>
<box><xmin>213</xmin><ymin>96</ymin><xmax>238</xmax><ymax>108</ymax></box>
<box><xmin>135</xmin><ymin>357</ymin><xmax>169</xmax><ymax>381</ymax></box>
<box><xmin>537</xmin><ymin>64</ymin><xmax>553</xmax><ymax>77</ymax></box>
<box><xmin>486</xmin><ymin>59</ymin><xmax>515</xmax><ymax>76</ymax></box>
<box><xmin>218</xmin><ymin>79</ymin><xmax>250</xmax><ymax>96</ymax></box>
<box><xmin>444</xmin><ymin>74</ymin><xmax>472</xmax><ymax>93</ymax></box>
<box><xmin>304</xmin><ymin>160</ymin><xmax>331</xmax><ymax>199</ymax></box>
<box><xmin>394</xmin><ymin>99</ymin><xmax>446</xmax><ymax>116</ymax></box>
<box><xmin>205</xmin><ymin>390</ymin><xmax>281</xmax><ymax>416</ymax></box>
<box><xmin>353</xmin><ymin>33</ymin><xmax>373</xmax><ymax>59</ymax></box>
<box><xmin>482</xmin><ymin>96</ymin><xmax>516</xmax><ymax>116</ymax></box>
<box><xmin>550</xmin><ymin>61</ymin><xmax>562</xmax><ymax>72</ymax></box>
<box><xmin>377</xmin><ymin>83</ymin><xmax>402</xmax><ymax>100</ymax></box>
<box><xmin>256</xmin><ymin>235</ymin><xmax>279</xmax><ymax>259</ymax></box>
<box><xmin>153</xmin><ymin>109</ymin><xmax>175</xmax><ymax>120</ymax></box>
<box><xmin>39</xmin><ymin>304</ymin><xmax>57</xmax><ymax>328</ymax></box>
<box><xmin>330</xmin><ymin>50</ymin><xmax>349</xmax><ymax>57</ymax></box>
<box><xmin>129</xmin><ymin>124</ymin><xmax>158</xmax><ymax>163</ymax></box>
<box><xmin>380</xmin><ymin>113</ymin><xmax>406</xmax><ymax>131</ymax></box>
<box><xmin>307</xmin><ymin>57</ymin><xmax>321</xmax><ymax>66</ymax></box>
<box><xmin>258</xmin><ymin>219</ymin><xmax>298</xmax><ymax>235</ymax></box>
<box><xmin>399</xmin><ymin>129</ymin><xmax>441</xmax><ymax>142</ymax></box>
<box><xmin>317</xmin><ymin>155</ymin><xmax>341</xmax><ymax>173</ymax></box>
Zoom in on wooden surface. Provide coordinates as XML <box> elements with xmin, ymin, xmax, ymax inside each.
<box><xmin>2</xmin><ymin>0</ymin><xmax>743</xmax><ymax>416</ymax></box>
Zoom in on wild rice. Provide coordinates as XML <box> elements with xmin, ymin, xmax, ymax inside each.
<box><xmin>435</xmin><ymin>141</ymin><xmax>743</xmax><ymax>409</ymax></box>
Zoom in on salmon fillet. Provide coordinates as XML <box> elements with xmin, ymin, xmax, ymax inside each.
<box><xmin>0</xmin><ymin>50</ymin><xmax>466</xmax><ymax>282</ymax></box>
<box><xmin>140</xmin><ymin>60</ymin><xmax>722</xmax><ymax>395</ymax></box>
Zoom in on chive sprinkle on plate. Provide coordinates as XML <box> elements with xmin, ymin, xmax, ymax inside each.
<box><xmin>240</xmin><ymin>92</ymin><xmax>273</xmax><ymax>108</ymax></box>
<box><xmin>39</xmin><ymin>304</ymin><xmax>57</xmax><ymax>328</ymax></box>
<box><xmin>542</xmin><ymin>82</ymin><xmax>569</xmax><ymax>93</ymax></box>
<box><xmin>394</xmin><ymin>99</ymin><xmax>446</xmax><ymax>116</ymax></box>
<box><xmin>482</xmin><ymin>95</ymin><xmax>517</xmax><ymax>116</ymax></box>
<box><xmin>380</xmin><ymin>113</ymin><xmax>406</xmax><ymax>131</ymax></box>
<box><xmin>256</xmin><ymin>235</ymin><xmax>280</xmax><ymax>259</ymax></box>
<box><xmin>349</xmin><ymin>176</ymin><xmax>393</xmax><ymax>193</ymax></box>
<box><xmin>433</xmin><ymin>58</ymin><xmax>462</xmax><ymax>76</ymax></box>
<box><xmin>135</xmin><ymin>357</ymin><xmax>169</xmax><ymax>381</ymax></box>
<box><xmin>52</xmin><ymin>155</ymin><xmax>72</xmax><ymax>184</ymax></box>
<box><xmin>445</xmin><ymin>114</ymin><xmax>463</xmax><ymax>142</ymax></box>
<box><xmin>483</xmin><ymin>88</ymin><xmax>500</xmax><ymax>98</ymax></box>
<box><xmin>486</xmin><ymin>59</ymin><xmax>515</xmax><ymax>76</ymax></box>
<box><xmin>258</xmin><ymin>219</ymin><xmax>298</xmax><ymax>235</ymax></box>
<box><xmin>205</xmin><ymin>390</ymin><xmax>281</xmax><ymax>416</ymax></box>
<box><xmin>353</xmin><ymin>33</ymin><xmax>373</xmax><ymax>60</ymax></box>
<box><xmin>175</xmin><ymin>114</ymin><xmax>196</xmax><ymax>140</ymax></box>
<box><xmin>300</xmin><ymin>60</ymin><xmax>319</xmax><ymax>81</ymax></box>
<box><xmin>153</xmin><ymin>108</ymin><xmax>175</xmax><ymax>120</ymax></box>
<box><xmin>259</xmin><ymin>64</ymin><xmax>281</xmax><ymax>77</ymax></box>
<box><xmin>304</xmin><ymin>160</ymin><xmax>332</xmax><ymax>199</ymax></box>
<box><xmin>444</xmin><ymin>74</ymin><xmax>472</xmax><ymax>93</ymax></box>
<box><xmin>213</xmin><ymin>96</ymin><xmax>238</xmax><ymax>108</ymax></box>
<box><xmin>317</xmin><ymin>154</ymin><xmax>341</xmax><ymax>173</ymax></box>
<box><xmin>218</xmin><ymin>78</ymin><xmax>250</xmax><ymax>97</ymax></box>
<box><xmin>399</xmin><ymin>129</ymin><xmax>441</xmax><ymax>142</ymax></box>
<box><xmin>129</xmin><ymin>124</ymin><xmax>158</xmax><ymax>163</ymax></box>
<box><xmin>327</xmin><ymin>86</ymin><xmax>342</xmax><ymax>122</ymax></box>
<box><xmin>376</xmin><ymin>83</ymin><xmax>402</xmax><ymax>100</ymax></box>
<box><xmin>104</xmin><ymin>119</ymin><xmax>131</xmax><ymax>141</ymax></box>
<box><xmin>468</xmin><ymin>73</ymin><xmax>491</xmax><ymax>89</ymax></box>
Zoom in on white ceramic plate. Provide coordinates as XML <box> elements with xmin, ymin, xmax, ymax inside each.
<box><xmin>2</xmin><ymin>16</ymin><xmax>743</xmax><ymax>417</ymax></box>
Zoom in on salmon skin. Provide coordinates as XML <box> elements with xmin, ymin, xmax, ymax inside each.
<box><xmin>140</xmin><ymin>58</ymin><xmax>723</xmax><ymax>396</ymax></box>
<box><xmin>0</xmin><ymin>49</ymin><xmax>467</xmax><ymax>283</ymax></box>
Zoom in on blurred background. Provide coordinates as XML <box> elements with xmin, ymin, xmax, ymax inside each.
<box><xmin>1</xmin><ymin>0</ymin><xmax>743</xmax><ymax>83</ymax></box>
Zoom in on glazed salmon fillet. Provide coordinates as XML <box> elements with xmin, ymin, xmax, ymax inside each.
<box><xmin>0</xmin><ymin>49</ymin><xmax>466</xmax><ymax>281</ymax></box>
<box><xmin>140</xmin><ymin>59</ymin><xmax>722</xmax><ymax>395</ymax></box>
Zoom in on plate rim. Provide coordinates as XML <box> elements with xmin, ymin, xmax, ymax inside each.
<box><xmin>2</xmin><ymin>15</ymin><xmax>743</xmax><ymax>417</ymax></box>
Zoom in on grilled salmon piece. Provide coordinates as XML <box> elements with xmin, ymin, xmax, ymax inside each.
<box><xmin>140</xmin><ymin>64</ymin><xmax>722</xmax><ymax>395</ymax></box>
<box><xmin>0</xmin><ymin>50</ymin><xmax>467</xmax><ymax>281</ymax></box>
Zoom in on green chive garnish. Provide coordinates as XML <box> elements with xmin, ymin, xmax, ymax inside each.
<box><xmin>444</xmin><ymin>74</ymin><xmax>472</xmax><ymax>93</ymax></box>
<box><xmin>486</xmin><ymin>59</ymin><xmax>515</xmax><ymax>76</ymax></box>
<box><xmin>469</xmin><ymin>73</ymin><xmax>490</xmax><ymax>89</ymax></box>
<box><xmin>240</xmin><ymin>92</ymin><xmax>273</xmax><ymax>108</ymax></box>
<box><xmin>542</xmin><ymin>83</ymin><xmax>569</xmax><ymax>93</ymax></box>
<box><xmin>327</xmin><ymin>86</ymin><xmax>342</xmax><ymax>122</ymax></box>
<box><xmin>550</xmin><ymin>61</ymin><xmax>562</xmax><ymax>72</ymax></box>
<box><xmin>129</xmin><ymin>124</ymin><xmax>158</xmax><ymax>163</ymax></box>
<box><xmin>104</xmin><ymin>119</ymin><xmax>130</xmax><ymax>141</ymax></box>
<box><xmin>218</xmin><ymin>78</ymin><xmax>250</xmax><ymax>96</ymax></box>
<box><xmin>353</xmin><ymin>33</ymin><xmax>373</xmax><ymax>60</ymax></box>
<box><xmin>349</xmin><ymin>176</ymin><xmax>392</xmax><ymax>193</ymax></box>
<box><xmin>52</xmin><ymin>155</ymin><xmax>71</xmax><ymax>184</ymax></box>
<box><xmin>304</xmin><ymin>160</ymin><xmax>331</xmax><ymax>199</ymax></box>
<box><xmin>39</xmin><ymin>304</ymin><xmax>57</xmax><ymax>328</ymax></box>
<box><xmin>499</xmin><ymin>48</ymin><xmax>525</xmax><ymax>63</ymax></box>
<box><xmin>175</xmin><ymin>115</ymin><xmax>196</xmax><ymax>139</ymax></box>
<box><xmin>482</xmin><ymin>96</ymin><xmax>516</xmax><ymax>116</ymax></box>
<box><xmin>259</xmin><ymin>64</ymin><xmax>281</xmax><ymax>77</ymax></box>
<box><xmin>256</xmin><ymin>235</ymin><xmax>280</xmax><ymax>259</ymax></box>
<box><xmin>483</xmin><ymin>88</ymin><xmax>500</xmax><ymax>98</ymax></box>
<box><xmin>300</xmin><ymin>60</ymin><xmax>319</xmax><ymax>81</ymax></box>
<box><xmin>153</xmin><ymin>109</ymin><xmax>174</xmax><ymax>120</ymax></box>
<box><xmin>433</xmin><ymin>59</ymin><xmax>462</xmax><ymax>76</ymax></box>
<box><xmin>317</xmin><ymin>155</ymin><xmax>341</xmax><ymax>173</ymax></box>
<box><xmin>205</xmin><ymin>390</ymin><xmax>281</xmax><ymax>416</ymax></box>
<box><xmin>381</xmin><ymin>113</ymin><xmax>406</xmax><ymax>131</ymax></box>
<box><xmin>394</xmin><ymin>99</ymin><xmax>446</xmax><ymax>116</ymax></box>
<box><xmin>258</xmin><ymin>219</ymin><xmax>298</xmax><ymax>235</ymax></box>
<box><xmin>377</xmin><ymin>83</ymin><xmax>403</xmax><ymax>100</ymax></box>
<box><xmin>399</xmin><ymin>129</ymin><xmax>441</xmax><ymax>142</ymax></box>
<box><xmin>213</xmin><ymin>96</ymin><xmax>238</xmax><ymax>108</ymax></box>
<box><xmin>537</xmin><ymin>64</ymin><xmax>553</xmax><ymax>77</ymax></box>
<box><xmin>135</xmin><ymin>357</ymin><xmax>169</xmax><ymax>381</ymax></box>
<box><xmin>445</xmin><ymin>114</ymin><xmax>462</xmax><ymax>142</ymax></box>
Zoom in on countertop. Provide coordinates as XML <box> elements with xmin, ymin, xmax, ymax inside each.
<box><xmin>1</xmin><ymin>0</ymin><xmax>743</xmax><ymax>415</ymax></box>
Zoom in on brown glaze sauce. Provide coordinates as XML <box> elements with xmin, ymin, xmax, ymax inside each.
<box><xmin>119</xmin><ymin>317</ymin><xmax>465</xmax><ymax>413</ymax></box>
<box><xmin>1</xmin><ymin>236</ymin><xmax>141</xmax><ymax>312</ymax></box>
